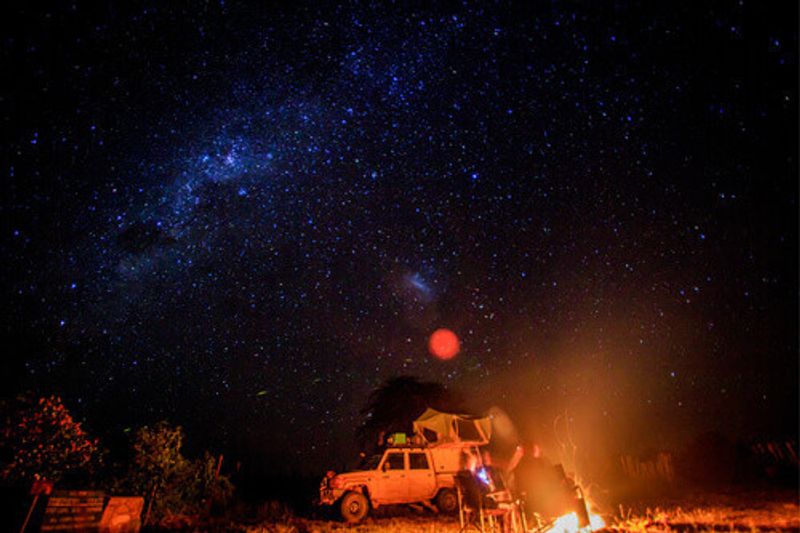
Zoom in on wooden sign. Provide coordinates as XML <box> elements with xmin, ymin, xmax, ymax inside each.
<box><xmin>41</xmin><ymin>490</ymin><xmax>105</xmax><ymax>531</ymax></box>
<box><xmin>99</xmin><ymin>497</ymin><xmax>144</xmax><ymax>533</ymax></box>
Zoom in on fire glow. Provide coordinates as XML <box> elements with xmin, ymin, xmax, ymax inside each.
<box><xmin>544</xmin><ymin>510</ymin><xmax>606</xmax><ymax>533</ymax></box>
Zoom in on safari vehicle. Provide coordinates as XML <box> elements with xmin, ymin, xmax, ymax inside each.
<box><xmin>318</xmin><ymin>408</ymin><xmax>491</xmax><ymax>523</ymax></box>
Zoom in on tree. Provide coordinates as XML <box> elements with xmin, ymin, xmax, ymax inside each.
<box><xmin>0</xmin><ymin>395</ymin><xmax>102</xmax><ymax>485</ymax></box>
<box><xmin>116</xmin><ymin>421</ymin><xmax>233</xmax><ymax>525</ymax></box>
<box><xmin>358</xmin><ymin>376</ymin><xmax>464</xmax><ymax>450</ymax></box>
<box><xmin>127</xmin><ymin>421</ymin><xmax>187</xmax><ymax>493</ymax></box>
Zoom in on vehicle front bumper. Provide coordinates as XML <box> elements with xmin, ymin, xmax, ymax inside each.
<box><xmin>319</xmin><ymin>487</ymin><xmax>346</xmax><ymax>505</ymax></box>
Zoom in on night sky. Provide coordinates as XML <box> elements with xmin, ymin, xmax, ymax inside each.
<box><xmin>2</xmin><ymin>2</ymin><xmax>797</xmax><ymax>477</ymax></box>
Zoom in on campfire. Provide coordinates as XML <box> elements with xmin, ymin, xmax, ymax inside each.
<box><xmin>543</xmin><ymin>508</ymin><xmax>605</xmax><ymax>533</ymax></box>
<box><xmin>457</xmin><ymin>442</ymin><xmax>606</xmax><ymax>533</ymax></box>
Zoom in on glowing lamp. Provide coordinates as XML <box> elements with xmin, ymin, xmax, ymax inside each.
<box><xmin>386</xmin><ymin>432</ymin><xmax>407</xmax><ymax>445</ymax></box>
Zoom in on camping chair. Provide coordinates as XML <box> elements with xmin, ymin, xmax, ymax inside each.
<box><xmin>456</xmin><ymin>470</ymin><xmax>484</xmax><ymax>532</ymax></box>
<box><xmin>456</xmin><ymin>468</ymin><xmax>526</xmax><ymax>533</ymax></box>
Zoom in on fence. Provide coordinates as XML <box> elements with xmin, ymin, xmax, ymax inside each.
<box><xmin>751</xmin><ymin>440</ymin><xmax>799</xmax><ymax>468</ymax></box>
<box><xmin>619</xmin><ymin>452</ymin><xmax>675</xmax><ymax>484</ymax></box>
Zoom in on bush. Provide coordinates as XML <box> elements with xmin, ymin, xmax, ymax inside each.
<box><xmin>115</xmin><ymin>421</ymin><xmax>233</xmax><ymax>525</ymax></box>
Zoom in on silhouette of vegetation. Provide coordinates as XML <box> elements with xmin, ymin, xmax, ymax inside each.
<box><xmin>358</xmin><ymin>376</ymin><xmax>465</xmax><ymax>451</ymax></box>
<box><xmin>114</xmin><ymin>421</ymin><xmax>233</xmax><ymax>525</ymax></box>
<box><xmin>0</xmin><ymin>395</ymin><xmax>102</xmax><ymax>485</ymax></box>
<box><xmin>676</xmin><ymin>431</ymin><xmax>740</xmax><ymax>487</ymax></box>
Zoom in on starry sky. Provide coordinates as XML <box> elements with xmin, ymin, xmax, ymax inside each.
<box><xmin>2</xmin><ymin>2</ymin><xmax>797</xmax><ymax>477</ymax></box>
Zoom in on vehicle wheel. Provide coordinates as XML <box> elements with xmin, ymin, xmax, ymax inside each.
<box><xmin>435</xmin><ymin>488</ymin><xmax>458</xmax><ymax>514</ymax></box>
<box><xmin>340</xmin><ymin>491</ymin><xmax>369</xmax><ymax>523</ymax></box>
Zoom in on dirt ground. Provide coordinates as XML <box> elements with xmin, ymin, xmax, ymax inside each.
<box><xmin>241</xmin><ymin>489</ymin><xmax>799</xmax><ymax>533</ymax></box>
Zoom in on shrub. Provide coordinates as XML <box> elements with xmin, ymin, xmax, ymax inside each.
<box><xmin>115</xmin><ymin>421</ymin><xmax>233</xmax><ymax>525</ymax></box>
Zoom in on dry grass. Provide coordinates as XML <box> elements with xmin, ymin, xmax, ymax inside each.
<box><xmin>610</xmin><ymin>490</ymin><xmax>799</xmax><ymax>532</ymax></box>
<box><xmin>240</xmin><ymin>491</ymin><xmax>799</xmax><ymax>533</ymax></box>
<box><xmin>244</xmin><ymin>515</ymin><xmax>462</xmax><ymax>533</ymax></box>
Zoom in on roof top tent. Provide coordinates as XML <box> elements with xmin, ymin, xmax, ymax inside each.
<box><xmin>413</xmin><ymin>407</ymin><xmax>492</xmax><ymax>448</ymax></box>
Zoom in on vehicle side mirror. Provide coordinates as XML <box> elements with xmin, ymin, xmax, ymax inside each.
<box><xmin>382</xmin><ymin>463</ymin><xmax>390</xmax><ymax>472</ymax></box>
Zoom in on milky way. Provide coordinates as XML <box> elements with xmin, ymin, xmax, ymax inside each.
<box><xmin>3</xmin><ymin>2</ymin><xmax>796</xmax><ymax>474</ymax></box>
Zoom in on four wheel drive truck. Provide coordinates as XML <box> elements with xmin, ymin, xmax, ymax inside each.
<box><xmin>319</xmin><ymin>444</ymin><xmax>481</xmax><ymax>523</ymax></box>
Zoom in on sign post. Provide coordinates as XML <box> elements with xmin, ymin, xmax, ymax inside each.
<box><xmin>20</xmin><ymin>479</ymin><xmax>53</xmax><ymax>533</ymax></box>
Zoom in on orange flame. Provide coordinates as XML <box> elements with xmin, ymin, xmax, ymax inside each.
<box><xmin>543</xmin><ymin>510</ymin><xmax>605</xmax><ymax>533</ymax></box>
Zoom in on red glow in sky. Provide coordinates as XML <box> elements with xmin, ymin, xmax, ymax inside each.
<box><xmin>428</xmin><ymin>328</ymin><xmax>460</xmax><ymax>360</ymax></box>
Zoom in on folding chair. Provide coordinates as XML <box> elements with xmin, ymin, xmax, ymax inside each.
<box><xmin>456</xmin><ymin>468</ymin><xmax>527</xmax><ymax>533</ymax></box>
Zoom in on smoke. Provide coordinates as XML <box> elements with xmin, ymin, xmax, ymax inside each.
<box><xmin>467</xmin><ymin>313</ymin><xmax>705</xmax><ymax>490</ymax></box>
<box><xmin>488</xmin><ymin>406</ymin><xmax>520</xmax><ymax>446</ymax></box>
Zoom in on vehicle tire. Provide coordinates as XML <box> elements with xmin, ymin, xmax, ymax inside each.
<box><xmin>435</xmin><ymin>488</ymin><xmax>458</xmax><ymax>514</ymax></box>
<box><xmin>340</xmin><ymin>491</ymin><xmax>369</xmax><ymax>523</ymax></box>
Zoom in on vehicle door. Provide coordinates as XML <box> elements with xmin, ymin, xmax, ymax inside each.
<box><xmin>373</xmin><ymin>450</ymin><xmax>407</xmax><ymax>503</ymax></box>
<box><xmin>406</xmin><ymin>450</ymin><xmax>437</xmax><ymax>501</ymax></box>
